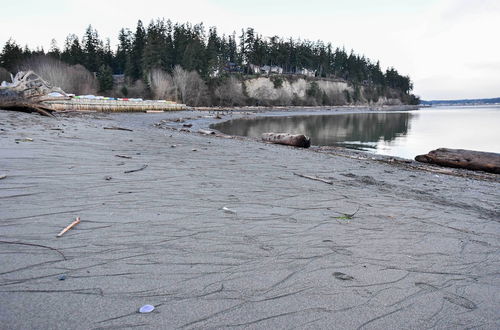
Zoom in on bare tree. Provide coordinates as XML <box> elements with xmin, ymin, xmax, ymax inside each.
<box><xmin>147</xmin><ymin>68</ymin><xmax>176</xmax><ymax>100</ymax></box>
<box><xmin>170</xmin><ymin>65</ymin><xmax>208</xmax><ymax>106</ymax></box>
<box><xmin>184</xmin><ymin>70</ymin><xmax>208</xmax><ymax>106</ymax></box>
<box><xmin>172</xmin><ymin>65</ymin><xmax>188</xmax><ymax>103</ymax></box>
<box><xmin>214</xmin><ymin>76</ymin><xmax>245</xmax><ymax>106</ymax></box>
<box><xmin>18</xmin><ymin>55</ymin><xmax>97</xmax><ymax>95</ymax></box>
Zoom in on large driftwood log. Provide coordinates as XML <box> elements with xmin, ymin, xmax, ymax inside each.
<box><xmin>0</xmin><ymin>71</ymin><xmax>69</xmax><ymax>116</ymax></box>
<box><xmin>415</xmin><ymin>148</ymin><xmax>500</xmax><ymax>174</ymax></box>
<box><xmin>262</xmin><ymin>132</ymin><xmax>311</xmax><ymax>148</ymax></box>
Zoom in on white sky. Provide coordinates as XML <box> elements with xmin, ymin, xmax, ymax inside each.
<box><xmin>1</xmin><ymin>0</ymin><xmax>499</xmax><ymax>100</ymax></box>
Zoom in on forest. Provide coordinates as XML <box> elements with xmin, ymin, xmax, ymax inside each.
<box><xmin>0</xmin><ymin>19</ymin><xmax>420</xmax><ymax>106</ymax></box>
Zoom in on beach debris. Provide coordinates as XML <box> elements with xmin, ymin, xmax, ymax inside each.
<box><xmin>0</xmin><ymin>174</ymin><xmax>6</xmax><ymax>180</ymax></box>
<box><xmin>293</xmin><ymin>172</ymin><xmax>333</xmax><ymax>185</ymax></box>
<box><xmin>192</xmin><ymin>149</ymin><xmax>197</xmax><ymax>152</ymax></box>
<box><xmin>56</xmin><ymin>217</ymin><xmax>80</xmax><ymax>237</ymax></box>
<box><xmin>222</xmin><ymin>206</ymin><xmax>236</xmax><ymax>214</ymax></box>
<box><xmin>58</xmin><ymin>274</ymin><xmax>67</xmax><ymax>281</ymax></box>
<box><xmin>105</xmin><ymin>176</ymin><xmax>112</xmax><ymax>181</ymax></box>
<box><xmin>198</xmin><ymin>129</ymin><xmax>215</xmax><ymax>135</ymax></box>
<box><xmin>15</xmin><ymin>138</ymin><xmax>33</xmax><ymax>143</ymax></box>
<box><xmin>0</xmin><ymin>71</ymin><xmax>67</xmax><ymax>117</ymax></box>
<box><xmin>170</xmin><ymin>145</ymin><xmax>176</xmax><ymax>148</ymax></box>
<box><xmin>415</xmin><ymin>148</ymin><xmax>500</xmax><ymax>174</ymax></box>
<box><xmin>124</xmin><ymin>164</ymin><xmax>148</xmax><ymax>174</ymax></box>
<box><xmin>115</xmin><ymin>154</ymin><xmax>132</xmax><ymax>159</ymax></box>
<box><xmin>182</xmin><ymin>123</ymin><xmax>193</xmax><ymax>128</ymax></box>
<box><xmin>139</xmin><ymin>305</ymin><xmax>155</xmax><ymax>313</ymax></box>
<box><xmin>262</xmin><ymin>132</ymin><xmax>311</xmax><ymax>148</ymax></box>
<box><xmin>335</xmin><ymin>207</ymin><xmax>360</xmax><ymax>220</ymax></box>
<box><xmin>103</xmin><ymin>126</ymin><xmax>133</xmax><ymax>132</ymax></box>
<box><xmin>333</xmin><ymin>272</ymin><xmax>354</xmax><ymax>281</ymax></box>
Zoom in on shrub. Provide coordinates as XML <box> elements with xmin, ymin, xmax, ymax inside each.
<box><xmin>120</xmin><ymin>85</ymin><xmax>128</xmax><ymax>97</ymax></box>
<box><xmin>306</xmin><ymin>81</ymin><xmax>321</xmax><ymax>98</ymax></box>
<box><xmin>270</xmin><ymin>76</ymin><xmax>283</xmax><ymax>89</ymax></box>
<box><xmin>125</xmin><ymin>79</ymin><xmax>148</xmax><ymax>98</ymax></box>
<box><xmin>343</xmin><ymin>90</ymin><xmax>352</xmax><ymax>103</ymax></box>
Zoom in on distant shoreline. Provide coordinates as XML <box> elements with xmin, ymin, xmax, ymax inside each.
<box><xmin>191</xmin><ymin>104</ymin><xmax>421</xmax><ymax>112</ymax></box>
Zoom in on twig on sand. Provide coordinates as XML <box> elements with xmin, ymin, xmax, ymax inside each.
<box><xmin>56</xmin><ymin>217</ymin><xmax>80</xmax><ymax>237</ymax></box>
<box><xmin>124</xmin><ymin>164</ymin><xmax>148</xmax><ymax>174</ymax></box>
<box><xmin>115</xmin><ymin>154</ymin><xmax>132</xmax><ymax>159</ymax></box>
<box><xmin>293</xmin><ymin>172</ymin><xmax>333</xmax><ymax>185</ymax></box>
<box><xmin>103</xmin><ymin>126</ymin><xmax>133</xmax><ymax>132</ymax></box>
<box><xmin>335</xmin><ymin>207</ymin><xmax>360</xmax><ymax>220</ymax></box>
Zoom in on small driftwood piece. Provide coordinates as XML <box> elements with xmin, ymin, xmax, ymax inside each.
<box><xmin>293</xmin><ymin>172</ymin><xmax>333</xmax><ymax>185</ymax></box>
<box><xmin>415</xmin><ymin>148</ymin><xmax>500</xmax><ymax>174</ymax></box>
<box><xmin>124</xmin><ymin>164</ymin><xmax>148</xmax><ymax>174</ymax></box>
<box><xmin>0</xmin><ymin>71</ymin><xmax>69</xmax><ymax>117</ymax></box>
<box><xmin>56</xmin><ymin>217</ymin><xmax>80</xmax><ymax>237</ymax></box>
<box><xmin>103</xmin><ymin>126</ymin><xmax>133</xmax><ymax>132</ymax></box>
<box><xmin>262</xmin><ymin>133</ymin><xmax>311</xmax><ymax>148</ymax></box>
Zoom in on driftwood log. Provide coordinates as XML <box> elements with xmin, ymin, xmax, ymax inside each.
<box><xmin>0</xmin><ymin>71</ymin><xmax>69</xmax><ymax>116</ymax></box>
<box><xmin>262</xmin><ymin>133</ymin><xmax>311</xmax><ymax>148</ymax></box>
<box><xmin>415</xmin><ymin>148</ymin><xmax>500</xmax><ymax>174</ymax></box>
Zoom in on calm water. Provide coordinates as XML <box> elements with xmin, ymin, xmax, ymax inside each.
<box><xmin>211</xmin><ymin>105</ymin><xmax>500</xmax><ymax>159</ymax></box>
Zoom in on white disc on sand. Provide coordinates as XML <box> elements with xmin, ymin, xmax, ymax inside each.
<box><xmin>139</xmin><ymin>304</ymin><xmax>155</xmax><ymax>313</ymax></box>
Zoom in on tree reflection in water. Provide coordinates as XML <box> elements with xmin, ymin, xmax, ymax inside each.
<box><xmin>212</xmin><ymin>113</ymin><xmax>413</xmax><ymax>149</ymax></box>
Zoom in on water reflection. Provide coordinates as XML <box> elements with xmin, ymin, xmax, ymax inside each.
<box><xmin>212</xmin><ymin>113</ymin><xmax>413</xmax><ymax>148</ymax></box>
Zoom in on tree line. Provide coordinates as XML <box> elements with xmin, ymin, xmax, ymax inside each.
<box><xmin>0</xmin><ymin>19</ymin><xmax>419</xmax><ymax>104</ymax></box>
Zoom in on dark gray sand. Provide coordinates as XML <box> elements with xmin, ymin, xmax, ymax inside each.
<box><xmin>0</xmin><ymin>110</ymin><xmax>498</xmax><ymax>329</ymax></box>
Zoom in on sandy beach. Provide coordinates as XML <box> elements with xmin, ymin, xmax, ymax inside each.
<box><xmin>0</xmin><ymin>109</ymin><xmax>499</xmax><ymax>329</ymax></box>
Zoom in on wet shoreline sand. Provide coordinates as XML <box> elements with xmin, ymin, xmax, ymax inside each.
<box><xmin>0</xmin><ymin>109</ymin><xmax>498</xmax><ymax>329</ymax></box>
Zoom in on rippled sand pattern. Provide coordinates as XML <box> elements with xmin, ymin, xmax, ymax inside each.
<box><xmin>0</xmin><ymin>111</ymin><xmax>499</xmax><ymax>329</ymax></box>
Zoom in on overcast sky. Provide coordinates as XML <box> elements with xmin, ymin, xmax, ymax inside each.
<box><xmin>1</xmin><ymin>0</ymin><xmax>499</xmax><ymax>100</ymax></box>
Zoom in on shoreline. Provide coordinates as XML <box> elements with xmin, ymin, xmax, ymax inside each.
<box><xmin>154</xmin><ymin>107</ymin><xmax>499</xmax><ymax>182</ymax></box>
<box><xmin>0</xmin><ymin>109</ymin><xmax>498</xmax><ymax>329</ymax></box>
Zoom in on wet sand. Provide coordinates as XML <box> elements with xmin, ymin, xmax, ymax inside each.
<box><xmin>0</xmin><ymin>110</ymin><xmax>499</xmax><ymax>329</ymax></box>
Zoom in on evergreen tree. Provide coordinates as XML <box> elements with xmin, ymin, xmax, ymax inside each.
<box><xmin>205</xmin><ymin>27</ymin><xmax>220</xmax><ymax>77</ymax></box>
<box><xmin>127</xmin><ymin>20</ymin><xmax>146</xmax><ymax>80</ymax></box>
<box><xmin>142</xmin><ymin>19</ymin><xmax>168</xmax><ymax>73</ymax></box>
<box><xmin>47</xmin><ymin>39</ymin><xmax>61</xmax><ymax>59</ymax></box>
<box><xmin>0</xmin><ymin>39</ymin><xmax>24</xmax><ymax>71</ymax></box>
<box><xmin>82</xmin><ymin>25</ymin><xmax>102</xmax><ymax>72</ymax></box>
<box><xmin>115</xmin><ymin>28</ymin><xmax>132</xmax><ymax>74</ymax></box>
<box><xmin>97</xmin><ymin>64</ymin><xmax>113</xmax><ymax>92</ymax></box>
<box><xmin>101</xmin><ymin>38</ymin><xmax>114</xmax><ymax>70</ymax></box>
<box><xmin>227</xmin><ymin>32</ymin><xmax>239</xmax><ymax>65</ymax></box>
<box><xmin>4</xmin><ymin>18</ymin><xmax>417</xmax><ymax>102</ymax></box>
<box><xmin>61</xmin><ymin>34</ymin><xmax>83</xmax><ymax>65</ymax></box>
